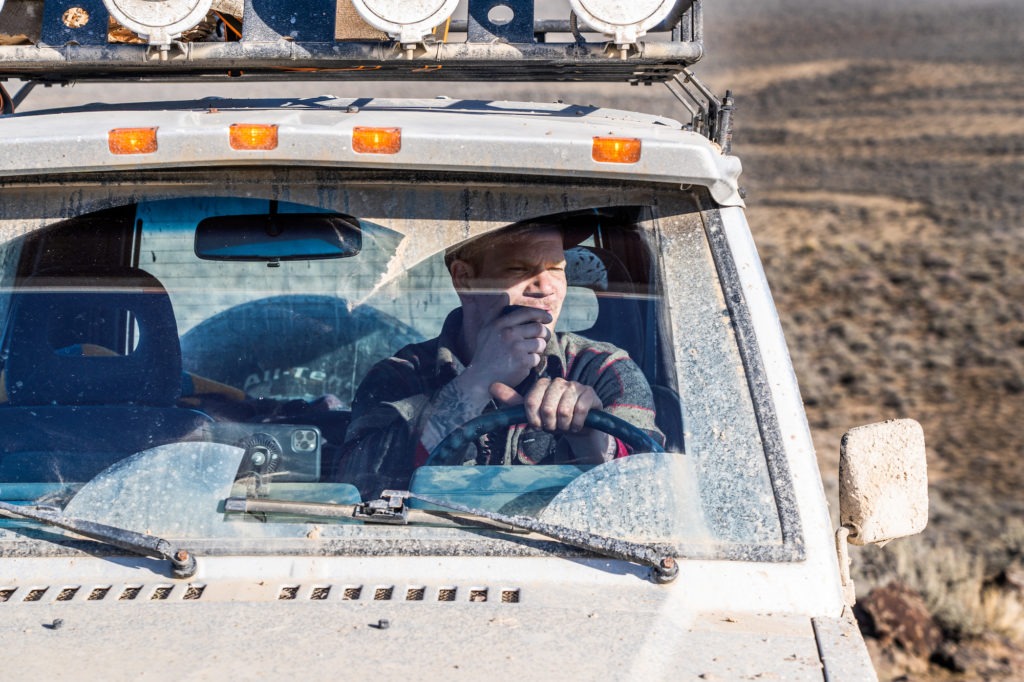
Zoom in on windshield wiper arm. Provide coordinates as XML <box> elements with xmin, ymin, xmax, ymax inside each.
<box><xmin>224</xmin><ymin>490</ymin><xmax>679</xmax><ymax>583</ymax></box>
<box><xmin>0</xmin><ymin>500</ymin><xmax>197</xmax><ymax>578</ymax></box>
<box><xmin>397</xmin><ymin>491</ymin><xmax>679</xmax><ymax>583</ymax></box>
<box><xmin>223</xmin><ymin>495</ymin><xmax>527</xmax><ymax>533</ymax></box>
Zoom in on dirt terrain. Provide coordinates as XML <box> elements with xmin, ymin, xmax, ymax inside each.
<box><xmin>699</xmin><ymin>0</ymin><xmax>1024</xmax><ymax>678</ymax></box>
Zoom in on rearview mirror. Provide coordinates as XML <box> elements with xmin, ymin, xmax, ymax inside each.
<box><xmin>195</xmin><ymin>212</ymin><xmax>361</xmax><ymax>261</ymax></box>
<box><xmin>839</xmin><ymin>418</ymin><xmax>928</xmax><ymax>546</ymax></box>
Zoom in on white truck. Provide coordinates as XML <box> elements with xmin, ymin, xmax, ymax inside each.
<box><xmin>0</xmin><ymin>1</ymin><xmax>927</xmax><ymax>678</ymax></box>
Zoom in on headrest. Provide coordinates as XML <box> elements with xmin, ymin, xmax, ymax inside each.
<box><xmin>566</xmin><ymin>246</ymin><xmax>610</xmax><ymax>291</ymax></box>
<box><xmin>4</xmin><ymin>267</ymin><xmax>182</xmax><ymax>407</ymax></box>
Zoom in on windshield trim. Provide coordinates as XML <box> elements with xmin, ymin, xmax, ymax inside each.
<box><xmin>697</xmin><ymin>194</ymin><xmax>805</xmax><ymax>562</ymax></box>
<box><xmin>0</xmin><ymin>526</ymin><xmax>790</xmax><ymax>563</ymax></box>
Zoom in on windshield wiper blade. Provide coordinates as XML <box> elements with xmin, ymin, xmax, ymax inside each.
<box><xmin>0</xmin><ymin>500</ymin><xmax>197</xmax><ymax>578</ymax></box>
<box><xmin>399</xmin><ymin>491</ymin><xmax>679</xmax><ymax>583</ymax></box>
<box><xmin>223</xmin><ymin>495</ymin><xmax>526</xmax><ymax>533</ymax></box>
<box><xmin>224</xmin><ymin>491</ymin><xmax>678</xmax><ymax>583</ymax></box>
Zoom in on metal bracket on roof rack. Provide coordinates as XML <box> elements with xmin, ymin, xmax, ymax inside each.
<box><xmin>0</xmin><ymin>80</ymin><xmax>35</xmax><ymax>116</ymax></box>
<box><xmin>666</xmin><ymin>68</ymin><xmax>735</xmax><ymax>152</ymax></box>
<box><xmin>40</xmin><ymin>0</ymin><xmax>110</xmax><ymax>46</ymax></box>
<box><xmin>468</xmin><ymin>0</ymin><xmax>536</xmax><ymax>43</ymax></box>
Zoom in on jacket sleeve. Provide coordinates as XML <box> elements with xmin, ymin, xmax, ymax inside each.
<box><xmin>337</xmin><ymin>356</ymin><xmax>433</xmax><ymax>500</ymax></box>
<box><xmin>569</xmin><ymin>345</ymin><xmax>665</xmax><ymax>451</ymax></box>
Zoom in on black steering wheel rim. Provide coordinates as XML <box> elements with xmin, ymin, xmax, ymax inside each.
<box><xmin>425</xmin><ymin>405</ymin><xmax>664</xmax><ymax>466</ymax></box>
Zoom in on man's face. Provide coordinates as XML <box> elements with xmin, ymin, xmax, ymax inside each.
<box><xmin>455</xmin><ymin>229</ymin><xmax>568</xmax><ymax>331</ymax></box>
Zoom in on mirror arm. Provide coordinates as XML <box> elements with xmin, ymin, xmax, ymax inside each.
<box><xmin>834</xmin><ymin>526</ymin><xmax>857</xmax><ymax>607</ymax></box>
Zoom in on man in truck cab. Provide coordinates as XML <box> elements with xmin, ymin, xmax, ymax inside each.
<box><xmin>339</xmin><ymin>221</ymin><xmax>664</xmax><ymax>499</ymax></box>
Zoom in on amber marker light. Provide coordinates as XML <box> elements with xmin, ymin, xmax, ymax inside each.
<box><xmin>352</xmin><ymin>127</ymin><xmax>401</xmax><ymax>154</ymax></box>
<box><xmin>592</xmin><ymin>136</ymin><xmax>642</xmax><ymax>164</ymax></box>
<box><xmin>108</xmin><ymin>127</ymin><xmax>158</xmax><ymax>155</ymax></box>
<box><xmin>229</xmin><ymin>123</ymin><xmax>279</xmax><ymax>151</ymax></box>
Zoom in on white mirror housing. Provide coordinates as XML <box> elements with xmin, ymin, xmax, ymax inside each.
<box><xmin>839</xmin><ymin>418</ymin><xmax>928</xmax><ymax>546</ymax></box>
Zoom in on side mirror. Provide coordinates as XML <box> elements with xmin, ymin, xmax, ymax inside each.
<box><xmin>839</xmin><ymin>418</ymin><xmax>928</xmax><ymax>546</ymax></box>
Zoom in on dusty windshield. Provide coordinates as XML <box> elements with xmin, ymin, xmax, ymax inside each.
<box><xmin>0</xmin><ymin>177</ymin><xmax>788</xmax><ymax>559</ymax></box>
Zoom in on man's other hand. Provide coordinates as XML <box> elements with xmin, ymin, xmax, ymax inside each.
<box><xmin>465</xmin><ymin>304</ymin><xmax>553</xmax><ymax>390</ymax></box>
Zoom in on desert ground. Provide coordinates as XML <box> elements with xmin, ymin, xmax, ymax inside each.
<box><xmin>8</xmin><ymin>0</ymin><xmax>1024</xmax><ymax>678</ymax></box>
<box><xmin>701</xmin><ymin>1</ymin><xmax>1024</xmax><ymax>678</ymax></box>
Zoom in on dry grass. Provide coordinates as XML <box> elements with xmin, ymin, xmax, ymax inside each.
<box><xmin>854</xmin><ymin>517</ymin><xmax>1024</xmax><ymax>643</ymax></box>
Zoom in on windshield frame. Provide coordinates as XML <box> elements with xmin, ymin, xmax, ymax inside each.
<box><xmin>0</xmin><ymin>168</ymin><xmax>804</xmax><ymax>563</ymax></box>
<box><xmin>693</xmin><ymin>194</ymin><xmax>804</xmax><ymax>563</ymax></box>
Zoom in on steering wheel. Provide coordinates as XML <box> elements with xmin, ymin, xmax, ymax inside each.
<box><xmin>426</xmin><ymin>405</ymin><xmax>664</xmax><ymax>466</ymax></box>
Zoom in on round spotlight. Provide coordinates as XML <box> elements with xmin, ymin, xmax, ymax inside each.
<box><xmin>568</xmin><ymin>0</ymin><xmax>688</xmax><ymax>45</ymax></box>
<box><xmin>103</xmin><ymin>0</ymin><xmax>214</xmax><ymax>47</ymax></box>
<box><xmin>350</xmin><ymin>0</ymin><xmax>460</xmax><ymax>45</ymax></box>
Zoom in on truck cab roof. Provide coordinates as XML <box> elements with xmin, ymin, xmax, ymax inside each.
<box><xmin>0</xmin><ymin>93</ymin><xmax>745</xmax><ymax>205</ymax></box>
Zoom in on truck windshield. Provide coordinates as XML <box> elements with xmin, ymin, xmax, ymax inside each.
<box><xmin>0</xmin><ymin>176</ymin><xmax>792</xmax><ymax>561</ymax></box>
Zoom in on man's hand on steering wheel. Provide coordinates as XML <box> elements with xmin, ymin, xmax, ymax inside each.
<box><xmin>424</xmin><ymin>404</ymin><xmax>663</xmax><ymax>467</ymax></box>
<box><xmin>491</xmin><ymin>377</ymin><xmax>615</xmax><ymax>463</ymax></box>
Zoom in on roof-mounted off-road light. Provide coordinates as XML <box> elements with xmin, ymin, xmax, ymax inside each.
<box><xmin>349</xmin><ymin>0</ymin><xmax>459</xmax><ymax>53</ymax></box>
<box><xmin>103</xmin><ymin>0</ymin><xmax>214</xmax><ymax>49</ymax></box>
<box><xmin>569</xmin><ymin>0</ymin><xmax>690</xmax><ymax>54</ymax></box>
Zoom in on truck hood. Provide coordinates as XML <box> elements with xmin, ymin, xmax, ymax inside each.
<box><xmin>0</xmin><ymin>587</ymin><xmax>869</xmax><ymax>680</ymax></box>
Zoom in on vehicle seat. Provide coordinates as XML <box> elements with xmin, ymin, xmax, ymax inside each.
<box><xmin>0</xmin><ymin>267</ymin><xmax>210</xmax><ymax>482</ymax></box>
<box><xmin>5</xmin><ymin>267</ymin><xmax>184</xmax><ymax>406</ymax></box>
<box><xmin>565</xmin><ymin>247</ymin><xmax>683</xmax><ymax>452</ymax></box>
<box><xmin>564</xmin><ymin>246</ymin><xmax>645</xmax><ymax>371</ymax></box>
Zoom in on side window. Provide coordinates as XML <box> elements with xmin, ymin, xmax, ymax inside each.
<box><xmin>0</xmin><ymin>205</ymin><xmax>137</xmax><ymax>364</ymax></box>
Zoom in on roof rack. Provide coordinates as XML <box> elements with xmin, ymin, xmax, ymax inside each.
<box><xmin>0</xmin><ymin>0</ymin><xmax>703</xmax><ymax>84</ymax></box>
<box><xmin>0</xmin><ymin>1</ymin><xmax>732</xmax><ymax>150</ymax></box>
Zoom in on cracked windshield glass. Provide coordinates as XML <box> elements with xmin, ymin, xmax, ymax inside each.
<box><xmin>0</xmin><ymin>179</ymin><xmax>784</xmax><ymax>557</ymax></box>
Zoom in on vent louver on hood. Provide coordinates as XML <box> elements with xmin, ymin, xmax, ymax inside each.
<box><xmin>0</xmin><ymin>582</ymin><xmax>520</xmax><ymax>604</ymax></box>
